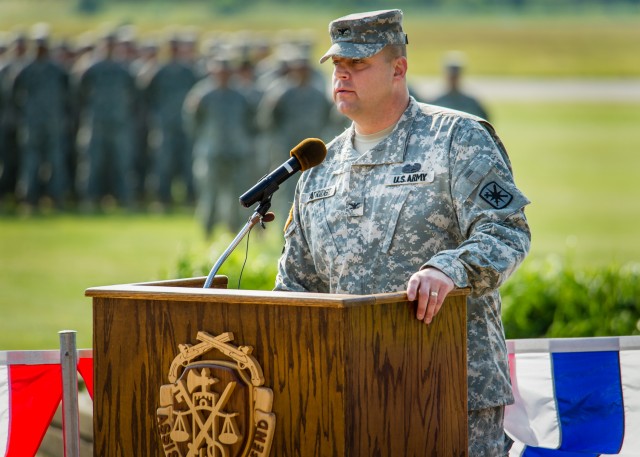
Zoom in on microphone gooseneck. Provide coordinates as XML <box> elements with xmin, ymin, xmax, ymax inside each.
<box><xmin>204</xmin><ymin>138</ymin><xmax>327</xmax><ymax>289</ymax></box>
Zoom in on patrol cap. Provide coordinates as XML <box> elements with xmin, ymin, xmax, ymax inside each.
<box><xmin>207</xmin><ymin>54</ymin><xmax>235</xmax><ymax>73</ymax></box>
<box><xmin>443</xmin><ymin>50</ymin><xmax>466</xmax><ymax>73</ymax></box>
<box><xmin>319</xmin><ymin>9</ymin><xmax>408</xmax><ymax>64</ymax></box>
<box><xmin>30</xmin><ymin>22</ymin><xmax>51</xmax><ymax>44</ymax></box>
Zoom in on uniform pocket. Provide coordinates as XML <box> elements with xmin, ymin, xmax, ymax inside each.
<box><xmin>301</xmin><ymin>193</ymin><xmax>341</xmax><ymax>259</ymax></box>
<box><xmin>380</xmin><ymin>187</ymin><xmax>412</xmax><ymax>254</ymax></box>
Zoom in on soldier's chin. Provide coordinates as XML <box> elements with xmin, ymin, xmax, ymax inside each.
<box><xmin>335</xmin><ymin>100</ymin><xmax>356</xmax><ymax>117</ymax></box>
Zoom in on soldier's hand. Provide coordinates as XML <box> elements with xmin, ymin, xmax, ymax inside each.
<box><xmin>406</xmin><ymin>267</ymin><xmax>455</xmax><ymax>325</ymax></box>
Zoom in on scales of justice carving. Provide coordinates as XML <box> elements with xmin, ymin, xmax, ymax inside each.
<box><xmin>157</xmin><ymin>331</ymin><xmax>276</xmax><ymax>457</ymax></box>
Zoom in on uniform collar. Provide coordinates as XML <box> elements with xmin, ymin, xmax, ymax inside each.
<box><xmin>338</xmin><ymin>97</ymin><xmax>419</xmax><ymax>166</ymax></box>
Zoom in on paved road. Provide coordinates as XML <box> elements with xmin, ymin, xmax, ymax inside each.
<box><xmin>413</xmin><ymin>77</ymin><xmax>640</xmax><ymax>102</ymax></box>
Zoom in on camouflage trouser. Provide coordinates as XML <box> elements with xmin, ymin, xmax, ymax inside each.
<box><xmin>469</xmin><ymin>406</ymin><xmax>513</xmax><ymax>457</ymax></box>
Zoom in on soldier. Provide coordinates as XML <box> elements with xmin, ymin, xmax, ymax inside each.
<box><xmin>430</xmin><ymin>50</ymin><xmax>490</xmax><ymax>121</ymax></box>
<box><xmin>67</xmin><ymin>32</ymin><xmax>97</xmax><ymax>205</ymax></box>
<box><xmin>0</xmin><ymin>32</ymin><xmax>8</xmax><ymax>206</ymax></box>
<box><xmin>183</xmin><ymin>56</ymin><xmax>255</xmax><ymax>237</ymax></box>
<box><xmin>177</xmin><ymin>27</ymin><xmax>200</xmax><ymax>69</ymax></box>
<box><xmin>0</xmin><ymin>31</ymin><xmax>28</xmax><ymax>206</ymax></box>
<box><xmin>256</xmin><ymin>49</ymin><xmax>332</xmax><ymax>220</ymax></box>
<box><xmin>0</xmin><ymin>33</ymin><xmax>7</xmax><ymax>66</ymax></box>
<box><xmin>275</xmin><ymin>10</ymin><xmax>531</xmax><ymax>456</ymax></box>
<box><xmin>144</xmin><ymin>35</ymin><xmax>198</xmax><ymax>209</ymax></box>
<box><xmin>231</xmin><ymin>34</ymin><xmax>264</xmax><ymax>111</ymax></box>
<box><xmin>76</xmin><ymin>30</ymin><xmax>137</xmax><ymax>210</ymax></box>
<box><xmin>116</xmin><ymin>25</ymin><xmax>148</xmax><ymax>206</ymax></box>
<box><xmin>52</xmin><ymin>38</ymin><xmax>76</xmax><ymax>72</ymax></box>
<box><xmin>12</xmin><ymin>24</ymin><xmax>70</xmax><ymax>210</ymax></box>
<box><xmin>132</xmin><ymin>37</ymin><xmax>161</xmax><ymax>206</ymax></box>
<box><xmin>69</xmin><ymin>31</ymin><xmax>96</xmax><ymax>83</ymax></box>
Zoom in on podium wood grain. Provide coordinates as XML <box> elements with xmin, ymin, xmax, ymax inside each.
<box><xmin>87</xmin><ymin>277</ymin><xmax>468</xmax><ymax>456</ymax></box>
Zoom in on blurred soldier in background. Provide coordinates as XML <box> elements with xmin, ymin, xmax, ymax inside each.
<box><xmin>12</xmin><ymin>24</ymin><xmax>70</xmax><ymax>211</ymax></box>
<box><xmin>116</xmin><ymin>25</ymin><xmax>149</xmax><ymax>206</ymax></box>
<box><xmin>52</xmin><ymin>39</ymin><xmax>76</xmax><ymax>72</ymax></box>
<box><xmin>184</xmin><ymin>56</ymin><xmax>256</xmax><ymax>237</ymax></box>
<box><xmin>178</xmin><ymin>28</ymin><xmax>200</xmax><ymax>73</ymax></box>
<box><xmin>133</xmin><ymin>37</ymin><xmax>161</xmax><ymax>206</ymax></box>
<box><xmin>0</xmin><ymin>31</ymin><xmax>28</xmax><ymax>206</ymax></box>
<box><xmin>76</xmin><ymin>30</ymin><xmax>137</xmax><ymax>210</ymax></box>
<box><xmin>52</xmin><ymin>39</ymin><xmax>81</xmax><ymax>206</ymax></box>
<box><xmin>66</xmin><ymin>32</ymin><xmax>97</xmax><ymax>205</ymax></box>
<box><xmin>430</xmin><ymin>51</ymin><xmax>490</xmax><ymax>121</ymax></box>
<box><xmin>250</xmin><ymin>38</ymin><xmax>271</xmax><ymax>80</ymax></box>
<box><xmin>233</xmin><ymin>34</ymin><xmax>264</xmax><ymax>111</ymax></box>
<box><xmin>0</xmin><ymin>33</ymin><xmax>7</xmax><ymax>67</ymax></box>
<box><xmin>144</xmin><ymin>34</ymin><xmax>198</xmax><ymax>209</ymax></box>
<box><xmin>132</xmin><ymin>37</ymin><xmax>160</xmax><ymax>91</ymax></box>
<box><xmin>257</xmin><ymin>48</ymin><xmax>332</xmax><ymax>220</ymax></box>
<box><xmin>0</xmin><ymin>32</ymin><xmax>8</xmax><ymax>207</ymax></box>
<box><xmin>0</xmin><ymin>23</ymin><xmax>345</xmax><ymax>226</ymax></box>
<box><xmin>236</xmin><ymin>55</ymin><xmax>263</xmax><ymax>111</ymax></box>
<box><xmin>69</xmin><ymin>31</ymin><xmax>96</xmax><ymax>82</ymax></box>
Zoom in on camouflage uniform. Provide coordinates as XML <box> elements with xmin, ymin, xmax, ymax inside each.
<box><xmin>470</xmin><ymin>407</ymin><xmax>514</xmax><ymax>456</ymax></box>
<box><xmin>0</xmin><ymin>35</ymin><xmax>28</xmax><ymax>202</ymax></box>
<box><xmin>183</xmin><ymin>63</ymin><xmax>255</xmax><ymax>235</ymax></box>
<box><xmin>12</xmin><ymin>39</ymin><xmax>70</xmax><ymax>207</ymax></box>
<box><xmin>76</xmin><ymin>39</ymin><xmax>137</xmax><ymax>207</ymax></box>
<box><xmin>276</xmin><ymin>97</ymin><xmax>530</xmax><ymax>454</ymax></box>
<box><xmin>144</xmin><ymin>49</ymin><xmax>198</xmax><ymax>205</ymax></box>
<box><xmin>257</xmin><ymin>57</ymin><xmax>332</xmax><ymax>220</ymax></box>
<box><xmin>275</xmin><ymin>10</ymin><xmax>531</xmax><ymax>456</ymax></box>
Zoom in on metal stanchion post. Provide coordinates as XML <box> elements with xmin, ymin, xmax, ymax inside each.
<box><xmin>59</xmin><ymin>330</ymin><xmax>80</xmax><ymax>457</ymax></box>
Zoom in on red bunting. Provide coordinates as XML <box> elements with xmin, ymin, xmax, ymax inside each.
<box><xmin>77</xmin><ymin>357</ymin><xmax>93</xmax><ymax>399</ymax></box>
<box><xmin>4</xmin><ymin>364</ymin><xmax>63</xmax><ymax>457</ymax></box>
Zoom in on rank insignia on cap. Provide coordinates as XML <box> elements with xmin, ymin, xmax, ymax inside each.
<box><xmin>320</xmin><ymin>9</ymin><xmax>407</xmax><ymax>64</ymax></box>
<box><xmin>480</xmin><ymin>182</ymin><xmax>513</xmax><ymax>209</ymax></box>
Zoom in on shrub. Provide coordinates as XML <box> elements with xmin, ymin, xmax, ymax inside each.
<box><xmin>501</xmin><ymin>255</ymin><xmax>640</xmax><ymax>339</ymax></box>
<box><xmin>168</xmin><ymin>226</ymin><xmax>281</xmax><ymax>291</ymax></box>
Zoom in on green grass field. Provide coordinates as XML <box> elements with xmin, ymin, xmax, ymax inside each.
<box><xmin>493</xmin><ymin>101</ymin><xmax>640</xmax><ymax>264</ymax></box>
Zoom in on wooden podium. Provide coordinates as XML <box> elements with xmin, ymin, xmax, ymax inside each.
<box><xmin>86</xmin><ymin>277</ymin><xmax>468</xmax><ymax>457</ymax></box>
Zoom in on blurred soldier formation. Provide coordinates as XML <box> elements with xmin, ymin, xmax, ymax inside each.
<box><xmin>0</xmin><ymin>23</ymin><xmax>487</xmax><ymax>237</ymax></box>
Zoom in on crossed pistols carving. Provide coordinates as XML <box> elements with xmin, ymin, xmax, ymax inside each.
<box><xmin>168</xmin><ymin>331</ymin><xmax>265</xmax><ymax>386</ymax></box>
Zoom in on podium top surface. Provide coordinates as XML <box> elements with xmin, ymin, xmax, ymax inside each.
<box><xmin>86</xmin><ymin>276</ymin><xmax>470</xmax><ymax>309</ymax></box>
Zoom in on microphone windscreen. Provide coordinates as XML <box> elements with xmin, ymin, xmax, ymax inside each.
<box><xmin>290</xmin><ymin>138</ymin><xmax>327</xmax><ymax>171</ymax></box>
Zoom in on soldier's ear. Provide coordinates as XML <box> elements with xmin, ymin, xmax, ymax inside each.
<box><xmin>393</xmin><ymin>56</ymin><xmax>408</xmax><ymax>79</ymax></box>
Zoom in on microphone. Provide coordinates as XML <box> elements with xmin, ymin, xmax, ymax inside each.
<box><xmin>239</xmin><ymin>138</ymin><xmax>327</xmax><ymax>208</ymax></box>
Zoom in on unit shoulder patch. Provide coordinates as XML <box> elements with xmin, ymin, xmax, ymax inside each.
<box><xmin>479</xmin><ymin>181</ymin><xmax>513</xmax><ymax>209</ymax></box>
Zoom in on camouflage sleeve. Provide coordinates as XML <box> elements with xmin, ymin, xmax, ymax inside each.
<box><xmin>274</xmin><ymin>198</ymin><xmax>328</xmax><ymax>293</ymax></box>
<box><xmin>424</xmin><ymin>122</ymin><xmax>531</xmax><ymax>296</ymax></box>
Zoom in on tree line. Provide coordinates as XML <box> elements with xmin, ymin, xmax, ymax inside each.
<box><xmin>78</xmin><ymin>0</ymin><xmax>640</xmax><ymax>15</ymax></box>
